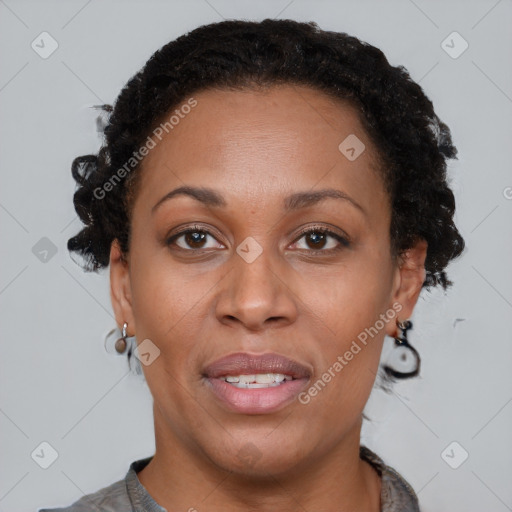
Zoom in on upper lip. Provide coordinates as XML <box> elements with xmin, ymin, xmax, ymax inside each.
<box><xmin>203</xmin><ymin>352</ymin><xmax>311</xmax><ymax>379</ymax></box>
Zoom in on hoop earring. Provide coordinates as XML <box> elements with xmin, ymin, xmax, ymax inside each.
<box><xmin>383</xmin><ymin>319</ymin><xmax>420</xmax><ymax>379</ymax></box>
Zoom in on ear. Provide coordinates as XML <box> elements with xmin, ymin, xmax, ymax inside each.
<box><xmin>109</xmin><ymin>239</ymin><xmax>136</xmax><ymax>336</ymax></box>
<box><xmin>385</xmin><ymin>238</ymin><xmax>428</xmax><ymax>338</ymax></box>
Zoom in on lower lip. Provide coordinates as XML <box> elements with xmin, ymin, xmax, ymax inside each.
<box><xmin>206</xmin><ymin>377</ymin><xmax>309</xmax><ymax>414</ymax></box>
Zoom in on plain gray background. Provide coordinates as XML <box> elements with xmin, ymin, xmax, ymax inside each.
<box><xmin>1</xmin><ymin>0</ymin><xmax>511</xmax><ymax>511</ymax></box>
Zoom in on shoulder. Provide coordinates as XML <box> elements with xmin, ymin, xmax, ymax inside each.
<box><xmin>37</xmin><ymin>477</ymin><xmax>132</xmax><ymax>512</ymax></box>
<box><xmin>360</xmin><ymin>445</ymin><xmax>421</xmax><ymax>512</ymax></box>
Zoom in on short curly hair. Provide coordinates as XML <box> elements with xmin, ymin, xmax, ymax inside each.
<box><xmin>68</xmin><ymin>18</ymin><xmax>464</xmax><ymax>291</ymax></box>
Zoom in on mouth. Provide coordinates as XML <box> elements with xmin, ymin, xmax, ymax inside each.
<box><xmin>203</xmin><ymin>352</ymin><xmax>311</xmax><ymax>414</ymax></box>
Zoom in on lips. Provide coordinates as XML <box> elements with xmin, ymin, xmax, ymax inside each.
<box><xmin>203</xmin><ymin>352</ymin><xmax>311</xmax><ymax>380</ymax></box>
<box><xmin>203</xmin><ymin>352</ymin><xmax>312</xmax><ymax>414</ymax></box>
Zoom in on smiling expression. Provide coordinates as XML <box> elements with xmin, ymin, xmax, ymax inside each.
<box><xmin>109</xmin><ymin>84</ymin><xmax>425</xmax><ymax>477</ymax></box>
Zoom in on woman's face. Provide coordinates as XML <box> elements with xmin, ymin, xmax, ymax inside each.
<box><xmin>110</xmin><ymin>84</ymin><xmax>426</xmax><ymax>477</ymax></box>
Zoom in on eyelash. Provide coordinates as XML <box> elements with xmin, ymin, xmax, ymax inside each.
<box><xmin>166</xmin><ymin>224</ymin><xmax>350</xmax><ymax>255</ymax></box>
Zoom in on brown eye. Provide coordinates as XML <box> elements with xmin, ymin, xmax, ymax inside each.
<box><xmin>303</xmin><ymin>231</ymin><xmax>329</xmax><ymax>250</ymax></box>
<box><xmin>166</xmin><ymin>224</ymin><xmax>350</xmax><ymax>254</ymax></box>
<box><xmin>292</xmin><ymin>226</ymin><xmax>350</xmax><ymax>253</ymax></box>
<box><xmin>181</xmin><ymin>231</ymin><xmax>207</xmax><ymax>249</ymax></box>
<box><xmin>166</xmin><ymin>225</ymin><xmax>224</xmax><ymax>251</ymax></box>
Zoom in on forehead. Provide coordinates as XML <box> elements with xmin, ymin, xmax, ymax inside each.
<box><xmin>164</xmin><ymin>85</ymin><xmax>371</xmax><ymax>158</ymax></box>
<box><xmin>133</xmin><ymin>84</ymin><xmax>387</xmax><ymax>216</ymax></box>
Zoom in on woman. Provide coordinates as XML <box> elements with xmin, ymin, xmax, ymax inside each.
<box><xmin>40</xmin><ymin>18</ymin><xmax>464</xmax><ymax>512</ymax></box>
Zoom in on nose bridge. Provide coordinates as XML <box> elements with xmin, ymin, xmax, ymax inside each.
<box><xmin>232</xmin><ymin>236</ymin><xmax>279</xmax><ymax>305</ymax></box>
<box><xmin>216</xmin><ymin>235</ymin><xmax>297</xmax><ymax>329</ymax></box>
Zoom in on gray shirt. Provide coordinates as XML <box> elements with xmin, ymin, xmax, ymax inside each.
<box><xmin>38</xmin><ymin>445</ymin><xmax>420</xmax><ymax>511</ymax></box>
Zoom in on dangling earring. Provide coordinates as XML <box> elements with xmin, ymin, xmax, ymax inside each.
<box><xmin>383</xmin><ymin>319</ymin><xmax>420</xmax><ymax>379</ymax></box>
<box><xmin>104</xmin><ymin>323</ymin><xmax>143</xmax><ymax>376</ymax></box>
<box><xmin>115</xmin><ymin>322</ymin><xmax>129</xmax><ymax>354</ymax></box>
<box><xmin>104</xmin><ymin>322</ymin><xmax>133</xmax><ymax>355</ymax></box>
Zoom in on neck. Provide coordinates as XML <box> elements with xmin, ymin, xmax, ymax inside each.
<box><xmin>137</xmin><ymin>406</ymin><xmax>381</xmax><ymax>512</ymax></box>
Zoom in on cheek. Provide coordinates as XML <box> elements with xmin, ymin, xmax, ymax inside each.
<box><xmin>304</xmin><ymin>244</ymin><xmax>394</xmax><ymax>339</ymax></box>
<box><xmin>128</xmin><ymin>264</ymin><xmax>207</xmax><ymax>420</ymax></box>
<box><xmin>127</xmin><ymin>245</ymin><xmax>204</xmax><ymax>377</ymax></box>
<box><xmin>131</xmin><ymin>275</ymin><xmax>201</xmax><ymax>353</ymax></box>
<box><xmin>298</xmin><ymin>292</ymin><xmax>388</xmax><ymax>437</ymax></box>
<box><xmin>129</xmin><ymin>231</ymin><xmax>203</xmax><ymax>330</ymax></box>
<box><xmin>297</xmin><ymin>249</ymin><xmax>393</xmax><ymax>411</ymax></box>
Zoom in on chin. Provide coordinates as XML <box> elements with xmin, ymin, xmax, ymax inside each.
<box><xmin>206</xmin><ymin>434</ymin><xmax>308</xmax><ymax>479</ymax></box>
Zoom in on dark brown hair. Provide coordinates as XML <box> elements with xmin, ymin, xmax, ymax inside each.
<box><xmin>68</xmin><ymin>18</ymin><xmax>464</xmax><ymax>291</ymax></box>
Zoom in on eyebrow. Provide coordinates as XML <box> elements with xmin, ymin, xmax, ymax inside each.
<box><xmin>151</xmin><ymin>185</ymin><xmax>365</xmax><ymax>215</ymax></box>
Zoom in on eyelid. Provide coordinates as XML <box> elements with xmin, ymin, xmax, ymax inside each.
<box><xmin>293</xmin><ymin>224</ymin><xmax>351</xmax><ymax>246</ymax></box>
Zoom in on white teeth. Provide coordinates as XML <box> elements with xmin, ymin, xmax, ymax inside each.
<box><xmin>240</xmin><ymin>374</ymin><xmax>256</xmax><ymax>384</ymax></box>
<box><xmin>230</xmin><ymin>382</ymin><xmax>282</xmax><ymax>388</ymax></box>
<box><xmin>255</xmin><ymin>373</ymin><xmax>283</xmax><ymax>384</ymax></box>
<box><xmin>220</xmin><ymin>373</ymin><xmax>293</xmax><ymax>387</ymax></box>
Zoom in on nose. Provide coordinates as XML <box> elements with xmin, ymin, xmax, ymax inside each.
<box><xmin>214</xmin><ymin>244</ymin><xmax>298</xmax><ymax>332</ymax></box>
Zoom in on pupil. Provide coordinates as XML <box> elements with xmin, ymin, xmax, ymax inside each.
<box><xmin>187</xmin><ymin>232</ymin><xmax>205</xmax><ymax>247</ymax></box>
<box><xmin>309</xmin><ymin>232</ymin><xmax>325</xmax><ymax>248</ymax></box>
